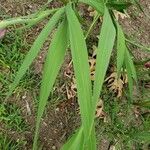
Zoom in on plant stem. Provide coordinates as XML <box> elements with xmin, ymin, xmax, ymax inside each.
<box><xmin>85</xmin><ymin>13</ymin><xmax>100</xmax><ymax>39</ymax></box>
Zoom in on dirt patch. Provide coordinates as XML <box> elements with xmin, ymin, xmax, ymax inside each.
<box><xmin>120</xmin><ymin>0</ymin><xmax>150</xmax><ymax>60</ymax></box>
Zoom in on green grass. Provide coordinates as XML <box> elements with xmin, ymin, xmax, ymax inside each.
<box><xmin>0</xmin><ymin>30</ymin><xmax>33</xmax><ymax>149</ymax></box>
<box><xmin>0</xmin><ymin>133</ymin><xmax>26</xmax><ymax>150</ymax></box>
<box><xmin>95</xmin><ymin>83</ymin><xmax>150</xmax><ymax>149</ymax></box>
<box><xmin>0</xmin><ymin>103</ymin><xmax>28</xmax><ymax>131</ymax></box>
<box><xmin>0</xmin><ymin>30</ymin><xmax>40</xmax><ymax>98</ymax></box>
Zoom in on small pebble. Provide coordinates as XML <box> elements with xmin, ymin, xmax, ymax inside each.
<box><xmin>52</xmin><ymin>146</ymin><xmax>56</xmax><ymax>150</ymax></box>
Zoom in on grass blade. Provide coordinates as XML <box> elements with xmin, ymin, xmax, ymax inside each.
<box><xmin>7</xmin><ymin>8</ymin><xmax>64</xmax><ymax>98</ymax></box>
<box><xmin>133</xmin><ymin>100</ymin><xmax>150</xmax><ymax>109</ymax></box>
<box><xmin>92</xmin><ymin>7</ymin><xmax>116</xmax><ymax>124</ymax></box>
<box><xmin>125</xmin><ymin>49</ymin><xmax>137</xmax><ymax>82</ymax></box>
<box><xmin>66</xmin><ymin>4</ymin><xmax>96</xmax><ymax>149</ymax></box>
<box><xmin>131</xmin><ymin>131</ymin><xmax>150</xmax><ymax>142</ymax></box>
<box><xmin>125</xmin><ymin>49</ymin><xmax>137</xmax><ymax>98</ymax></box>
<box><xmin>0</xmin><ymin>8</ymin><xmax>58</xmax><ymax>29</ymax></box>
<box><xmin>80</xmin><ymin>0</ymin><xmax>104</xmax><ymax>15</ymax></box>
<box><xmin>33</xmin><ymin>19</ymin><xmax>68</xmax><ymax>149</ymax></box>
<box><xmin>61</xmin><ymin>126</ymin><xmax>96</xmax><ymax>150</ymax></box>
<box><xmin>116</xmin><ymin>23</ymin><xmax>126</xmax><ymax>75</ymax></box>
<box><xmin>61</xmin><ymin>127</ymin><xmax>84</xmax><ymax>150</ymax></box>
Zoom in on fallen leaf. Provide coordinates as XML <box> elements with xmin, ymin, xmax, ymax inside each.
<box><xmin>89</xmin><ymin>45</ymin><xmax>97</xmax><ymax>81</ymax></box>
<box><xmin>113</xmin><ymin>10</ymin><xmax>129</xmax><ymax>20</ymax></box>
<box><xmin>105</xmin><ymin>70</ymin><xmax>128</xmax><ymax>98</ymax></box>
<box><xmin>0</xmin><ymin>29</ymin><xmax>6</xmax><ymax>39</ymax></box>
<box><xmin>95</xmin><ymin>99</ymin><xmax>105</xmax><ymax>118</ymax></box>
<box><xmin>66</xmin><ymin>78</ymin><xmax>77</xmax><ymax>100</ymax></box>
<box><xmin>64</xmin><ymin>61</ymin><xmax>73</xmax><ymax>79</ymax></box>
<box><xmin>88</xmin><ymin>6</ymin><xmax>97</xmax><ymax>17</ymax></box>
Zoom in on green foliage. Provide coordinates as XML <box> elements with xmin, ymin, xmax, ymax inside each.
<box><xmin>66</xmin><ymin>3</ymin><xmax>93</xmax><ymax>140</ymax></box>
<box><xmin>0</xmin><ymin>133</ymin><xmax>26</xmax><ymax>150</ymax></box>
<box><xmin>7</xmin><ymin>8</ymin><xmax>65</xmax><ymax>98</ymax></box>
<box><xmin>116</xmin><ymin>23</ymin><xmax>126</xmax><ymax>75</ymax></box>
<box><xmin>92</xmin><ymin>6</ymin><xmax>116</xmax><ymax>123</ymax></box>
<box><xmin>33</xmin><ymin>18</ymin><xmax>68</xmax><ymax>149</ymax></box>
<box><xmin>0</xmin><ymin>30</ymin><xmax>36</xmax><ymax>98</ymax></box>
<box><xmin>0</xmin><ymin>0</ymin><xmax>147</xmax><ymax>149</ymax></box>
<box><xmin>0</xmin><ymin>103</ymin><xmax>27</xmax><ymax>131</ymax></box>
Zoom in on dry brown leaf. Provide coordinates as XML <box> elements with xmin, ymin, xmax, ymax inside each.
<box><xmin>92</xmin><ymin>45</ymin><xmax>97</xmax><ymax>57</ymax></box>
<box><xmin>64</xmin><ymin>61</ymin><xmax>73</xmax><ymax>79</ymax></box>
<box><xmin>105</xmin><ymin>71</ymin><xmax>128</xmax><ymax>98</ymax></box>
<box><xmin>89</xmin><ymin>58</ymin><xmax>96</xmax><ymax>81</ymax></box>
<box><xmin>95</xmin><ymin>99</ymin><xmax>106</xmax><ymax>118</ymax></box>
<box><xmin>88</xmin><ymin>6</ymin><xmax>97</xmax><ymax>17</ymax></box>
<box><xmin>113</xmin><ymin>10</ymin><xmax>129</xmax><ymax>21</ymax></box>
<box><xmin>0</xmin><ymin>29</ymin><xmax>6</xmax><ymax>39</ymax></box>
<box><xmin>66</xmin><ymin>78</ymin><xmax>77</xmax><ymax>100</ymax></box>
<box><xmin>89</xmin><ymin>45</ymin><xmax>97</xmax><ymax>81</ymax></box>
<box><xmin>88</xmin><ymin>6</ymin><xmax>103</xmax><ymax>22</ymax></box>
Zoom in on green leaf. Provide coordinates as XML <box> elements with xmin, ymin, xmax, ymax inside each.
<box><xmin>92</xmin><ymin>7</ymin><xmax>116</xmax><ymax>124</ymax></box>
<box><xmin>66</xmin><ymin>4</ymin><xmax>96</xmax><ymax>149</ymax></box>
<box><xmin>124</xmin><ymin>49</ymin><xmax>137</xmax><ymax>98</ymax></box>
<box><xmin>33</xmin><ymin>19</ymin><xmax>68</xmax><ymax>149</ymax></box>
<box><xmin>106</xmin><ymin>1</ymin><xmax>132</xmax><ymax>12</ymax></box>
<box><xmin>116</xmin><ymin>23</ymin><xmax>126</xmax><ymax>75</ymax></box>
<box><xmin>61</xmin><ymin>126</ymin><xmax>96</xmax><ymax>150</ymax></box>
<box><xmin>23</xmin><ymin>8</ymin><xmax>58</xmax><ymax>29</ymax></box>
<box><xmin>61</xmin><ymin>127</ymin><xmax>84</xmax><ymax>150</ymax></box>
<box><xmin>7</xmin><ymin>8</ymin><xmax>64</xmax><ymax>98</ymax></box>
<box><xmin>80</xmin><ymin>0</ymin><xmax>104</xmax><ymax>15</ymax></box>
<box><xmin>125</xmin><ymin>49</ymin><xmax>137</xmax><ymax>81</ymax></box>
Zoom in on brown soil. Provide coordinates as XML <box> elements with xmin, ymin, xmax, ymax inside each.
<box><xmin>0</xmin><ymin>0</ymin><xmax>150</xmax><ymax>150</ymax></box>
<box><xmin>120</xmin><ymin>0</ymin><xmax>150</xmax><ymax>60</ymax></box>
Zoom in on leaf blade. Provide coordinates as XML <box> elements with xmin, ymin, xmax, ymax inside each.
<box><xmin>7</xmin><ymin>8</ymin><xmax>64</xmax><ymax>98</ymax></box>
<box><xmin>66</xmin><ymin>4</ymin><xmax>96</xmax><ymax>149</ymax></box>
<box><xmin>61</xmin><ymin>127</ymin><xmax>84</xmax><ymax>150</ymax></box>
<box><xmin>80</xmin><ymin>0</ymin><xmax>104</xmax><ymax>15</ymax></box>
<box><xmin>116</xmin><ymin>23</ymin><xmax>126</xmax><ymax>75</ymax></box>
<box><xmin>92</xmin><ymin>7</ymin><xmax>116</xmax><ymax>123</ymax></box>
<box><xmin>33</xmin><ymin>19</ymin><xmax>68</xmax><ymax>149</ymax></box>
<box><xmin>124</xmin><ymin>48</ymin><xmax>137</xmax><ymax>99</ymax></box>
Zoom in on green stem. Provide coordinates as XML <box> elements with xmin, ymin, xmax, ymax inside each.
<box><xmin>85</xmin><ymin>13</ymin><xmax>100</xmax><ymax>39</ymax></box>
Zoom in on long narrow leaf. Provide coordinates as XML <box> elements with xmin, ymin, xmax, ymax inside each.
<box><xmin>125</xmin><ymin>49</ymin><xmax>137</xmax><ymax>99</ymax></box>
<box><xmin>7</xmin><ymin>8</ymin><xmax>64</xmax><ymax>98</ymax></box>
<box><xmin>125</xmin><ymin>49</ymin><xmax>137</xmax><ymax>82</ymax></box>
<box><xmin>131</xmin><ymin>131</ymin><xmax>150</xmax><ymax>142</ymax></box>
<box><xmin>116</xmin><ymin>23</ymin><xmax>126</xmax><ymax>75</ymax></box>
<box><xmin>79</xmin><ymin>0</ymin><xmax>104</xmax><ymax>15</ymax></box>
<box><xmin>66</xmin><ymin>4</ymin><xmax>96</xmax><ymax>149</ymax></box>
<box><xmin>0</xmin><ymin>9</ymin><xmax>58</xmax><ymax>29</ymax></box>
<box><xmin>33</xmin><ymin>19</ymin><xmax>68</xmax><ymax>149</ymax></box>
<box><xmin>62</xmin><ymin>126</ymin><xmax>96</xmax><ymax>150</ymax></box>
<box><xmin>61</xmin><ymin>127</ymin><xmax>84</xmax><ymax>150</ymax></box>
<box><xmin>92</xmin><ymin>7</ymin><xmax>116</xmax><ymax>127</ymax></box>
